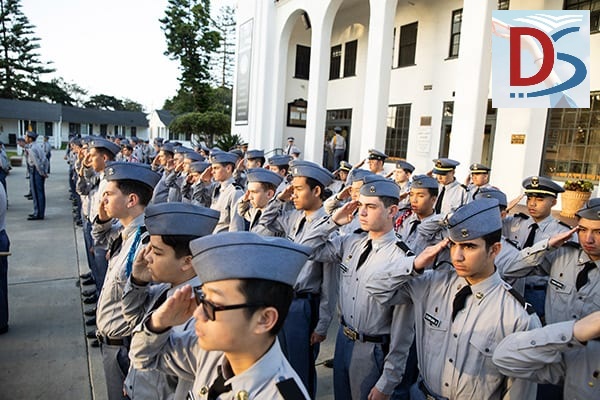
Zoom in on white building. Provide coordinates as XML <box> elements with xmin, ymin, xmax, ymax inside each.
<box><xmin>231</xmin><ymin>0</ymin><xmax>600</xmax><ymax>204</ymax></box>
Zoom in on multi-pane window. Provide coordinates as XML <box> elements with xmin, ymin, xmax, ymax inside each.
<box><xmin>343</xmin><ymin>40</ymin><xmax>358</xmax><ymax>77</ymax></box>
<box><xmin>565</xmin><ymin>0</ymin><xmax>600</xmax><ymax>33</ymax></box>
<box><xmin>44</xmin><ymin>122</ymin><xmax>53</xmax><ymax>137</ymax></box>
<box><xmin>398</xmin><ymin>22</ymin><xmax>418</xmax><ymax>67</ymax></box>
<box><xmin>329</xmin><ymin>45</ymin><xmax>342</xmax><ymax>80</ymax></box>
<box><xmin>294</xmin><ymin>45</ymin><xmax>311</xmax><ymax>79</ymax></box>
<box><xmin>385</xmin><ymin>104</ymin><xmax>411</xmax><ymax>158</ymax></box>
<box><xmin>498</xmin><ymin>0</ymin><xmax>510</xmax><ymax>10</ymax></box>
<box><xmin>541</xmin><ymin>93</ymin><xmax>600</xmax><ymax>182</ymax></box>
<box><xmin>69</xmin><ymin>123</ymin><xmax>81</xmax><ymax>135</ymax></box>
<box><xmin>448</xmin><ymin>9</ymin><xmax>462</xmax><ymax>58</ymax></box>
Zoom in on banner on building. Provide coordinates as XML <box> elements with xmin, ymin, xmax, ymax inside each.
<box><xmin>235</xmin><ymin>19</ymin><xmax>253</xmax><ymax>125</ymax></box>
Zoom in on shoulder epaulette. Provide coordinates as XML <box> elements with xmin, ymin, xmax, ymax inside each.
<box><xmin>558</xmin><ymin>220</ymin><xmax>572</xmax><ymax>229</ymax></box>
<box><xmin>276</xmin><ymin>378</ymin><xmax>307</xmax><ymax>400</ymax></box>
<box><xmin>395</xmin><ymin>238</ymin><xmax>415</xmax><ymax>256</ymax></box>
<box><xmin>233</xmin><ymin>183</ymin><xmax>244</xmax><ymax>191</ymax></box>
<box><xmin>507</xmin><ymin>287</ymin><xmax>536</xmax><ymax>315</ymax></box>
<box><xmin>140</xmin><ymin>226</ymin><xmax>150</xmax><ymax>244</ymax></box>
<box><xmin>504</xmin><ymin>238</ymin><xmax>521</xmax><ymax>250</ymax></box>
<box><xmin>515</xmin><ymin>212</ymin><xmax>530</xmax><ymax>220</ymax></box>
<box><xmin>353</xmin><ymin>228</ymin><xmax>367</xmax><ymax>235</ymax></box>
<box><xmin>460</xmin><ymin>183</ymin><xmax>469</xmax><ymax>190</ymax></box>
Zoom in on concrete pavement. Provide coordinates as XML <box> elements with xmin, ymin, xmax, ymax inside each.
<box><xmin>0</xmin><ymin>151</ymin><xmax>335</xmax><ymax>400</ymax></box>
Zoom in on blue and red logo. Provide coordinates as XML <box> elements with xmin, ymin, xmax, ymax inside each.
<box><xmin>492</xmin><ymin>11</ymin><xmax>590</xmax><ymax>108</ymax></box>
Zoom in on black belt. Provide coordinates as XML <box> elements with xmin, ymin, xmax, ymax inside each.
<box><xmin>419</xmin><ymin>381</ymin><xmax>443</xmax><ymax>400</ymax></box>
<box><xmin>97</xmin><ymin>335</ymin><xmax>128</xmax><ymax>346</ymax></box>
<box><xmin>524</xmin><ymin>284</ymin><xmax>546</xmax><ymax>290</ymax></box>
<box><xmin>340</xmin><ymin>318</ymin><xmax>390</xmax><ymax>344</ymax></box>
<box><xmin>293</xmin><ymin>291</ymin><xmax>318</xmax><ymax>300</ymax></box>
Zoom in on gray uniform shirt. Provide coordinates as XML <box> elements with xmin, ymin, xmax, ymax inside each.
<box><xmin>27</xmin><ymin>141</ymin><xmax>49</xmax><ymax>175</ymax></box>
<box><xmin>437</xmin><ymin>179</ymin><xmax>468</xmax><ymax>216</ymax></box>
<box><xmin>130</xmin><ymin>331</ymin><xmax>310</xmax><ymax>400</ymax></box>
<box><xmin>396</xmin><ymin>212</ymin><xmax>444</xmax><ymax>256</ymax></box>
<box><xmin>504</xmin><ymin>239</ymin><xmax>599</xmax><ymax>325</ymax></box>
<box><xmin>312</xmin><ymin>227</ymin><xmax>417</xmax><ymax>393</ymax></box>
<box><xmin>210</xmin><ymin>177</ymin><xmax>245</xmax><ymax>233</ymax></box>
<box><xmin>367</xmin><ymin>270</ymin><xmax>541</xmax><ymax>400</ymax></box>
<box><xmin>493</xmin><ymin>320</ymin><xmax>600</xmax><ymax>399</ymax></box>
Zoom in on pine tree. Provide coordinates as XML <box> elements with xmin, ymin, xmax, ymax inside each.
<box><xmin>160</xmin><ymin>0</ymin><xmax>221</xmax><ymax>112</ymax></box>
<box><xmin>210</xmin><ymin>5</ymin><xmax>235</xmax><ymax>88</ymax></box>
<box><xmin>0</xmin><ymin>0</ymin><xmax>53</xmax><ymax>99</ymax></box>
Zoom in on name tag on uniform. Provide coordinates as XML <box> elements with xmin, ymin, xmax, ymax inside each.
<box><xmin>424</xmin><ymin>312</ymin><xmax>441</xmax><ymax>327</ymax></box>
<box><xmin>338</xmin><ymin>263</ymin><xmax>348</xmax><ymax>273</ymax></box>
<box><xmin>549</xmin><ymin>278</ymin><xmax>565</xmax><ymax>290</ymax></box>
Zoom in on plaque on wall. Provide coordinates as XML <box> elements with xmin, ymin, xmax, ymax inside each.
<box><xmin>287</xmin><ymin>99</ymin><xmax>307</xmax><ymax>127</ymax></box>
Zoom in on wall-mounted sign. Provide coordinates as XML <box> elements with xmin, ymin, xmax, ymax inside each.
<box><xmin>287</xmin><ymin>99</ymin><xmax>307</xmax><ymax>127</ymax></box>
<box><xmin>511</xmin><ymin>134</ymin><xmax>525</xmax><ymax>144</ymax></box>
<box><xmin>235</xmin><ymin>19</ymin><xmax>253</xmax><ymax>125</ymax></box>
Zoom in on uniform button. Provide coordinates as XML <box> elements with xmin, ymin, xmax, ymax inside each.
<box><xmin>593</xmin><ymin>371</ymin><xmax>599</xmax><ymax>378</ymax></box>
<box><xmin>350</xmin><ymin>315</ymin><xmax>353</xmax><ymax>319</ymax></box>
<box><xmin>560</xmin><ymin>336</ymin><xmax>567</xmax><ymax>341</ymax></box>
<box><xmin>530</xmin><ymin>340</ymin><xmax>536</xmax><ymax>345</ymax></box>
<box><xmin>578</xmin><ymin>296</ymin><xmax>583</xmax><ymax>300</ymax></box>
<box><xmin>484</xmin><ymin>348</ymin><xmax>490</xmax><ymax>353</ymax></box>
<box><xmin>572</xmin><ymin>315</ymin><xmax>577</xmax><ymax>319</ymax></box>
<box><xmin>449</xmin><ymin>358</ymin><xmax>453</xmax><ymax>363</ymax></box>
<box><xmin>444</xmin><ymin>382</ymin><xmax>449</xmax><ymax>387</ymax></box>
<box><xmin>453</xmin><ymin>333</ymin><xmax>458</xmax><ymax>338</ymax></box>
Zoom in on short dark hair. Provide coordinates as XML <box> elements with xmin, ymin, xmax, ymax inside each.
<box><xmin>305</xmin><ymin>177</ymin><xmax>328</xmax><ymax>201</ymax></box>
<box><xmin>114</xmin><ymin>180</ymin><xmax>153</xmax><ymax>206</ymax></box>
<box><xmin>237</xmin><ymin>279</ymin><xmax>294</xmax><ymax>335</ymax></box>
<box><xmin>258</xmin><ymin>182</ymin><xmax>277</xmax><ymax>193</ymax></box>
<box><xmin>481</xmin><ymin>229</ymin><xmax>502</xmax><ymax>250</ymax></box>
<box><xmin>95</xmin><ymin>147</ymin><xmax>115</xmax><ymax>161</ymax></box>
<box><xmin>427</xmin><ymin>187</ymin><xmax>439</xmax><ymax>197</ymax></box>
<box><xmin>248</xmin><ymin>156</ymin><xmax>265</xmax><ymax>166</ymax></box>
<box><xmin>380</xmin><ymin>196</ymin><xmax>399</xmax><ymax>208</ymax></box>
<box><xmin>161</xmin><ymin>235</ymin><xmax>198</xmax><ymax>258</ymax></box>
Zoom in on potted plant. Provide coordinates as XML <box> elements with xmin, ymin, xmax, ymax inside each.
<box><xmin>560</xmin><ymin>179</ymin><xmax>594</xmax><ymax>218</ymax></box>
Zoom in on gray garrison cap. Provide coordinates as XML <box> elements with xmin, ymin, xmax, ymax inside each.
<box><xmin>290</xmin><ymin>160</ymin><xmax>334</xmax><ymax>187</ymax></box>
<box><xmin>395</xmin><ymin>160</ymin><xmax>415</xmax><ymax>173</ymax></box>
<box><xmin>161</xmin><ymin>143</ymin><xmax>175</xmax><ymax>154</ymax></box>
<box><xmin>411</xmin><ymin>175</ymin><xmax>438</xmax><ymax>190</ymax></box>
<box><xmin>268</xmin><ymin>154</ymin><xmax>292</xmax><ymax>167</ymax></box>
<box><xmin>432</xmin><ymin>158</ymin><xmax>460</xmax><ymax>175</ymax></box>
<box><xmin>347</xmin><ymin>169</ymin><xmax>373</xmax><ymax>184</ymax></box>
<box><xmin>447</xmin><ymin>198</ymin><xmax>502</xmax><ymax>242</ymax></box>
<box><xmin>145</xmin><ymin>202</ymin><xmax>219</xmax><ymax>236</ymax></box>
<box><xmin>190</xmin><ymin>232</ymin><xmax>311</xmax><ymax>285</ymax></box>
<box><xmin>247</xmin><ymin>168</ymin><xmax>284</xmax><ymax>187</ymax></box>
<box><xmin>184</xmin><ymin>151</ymin><xmax>205</xmax><ymax>162</ymax></box>
<box><xmin>246</xmin><ymin>149</ymin><xmax>265</xmax><ymax>159</ymax></box>
<box><xmin>360</xmin><ymin>175</ymin><xmax>400</xmax><ymax>200</ymax></box>
<box><xmin>474</xmin><ymin>187</ymin><xmax>507</xmax><ymax>208</ymax></box>
<box><xmin>522</xmin><ymin>176</ymin><xmax>564</xmax><ymax>198</ymax></box>
<box><xmin>575</xmin><ymin>198</ymin><xmax>600</xmax><ymax>220</ymax></box>
<box><xmin>189</xmin><ymin>161</ymin><xmax>210</xmax><ymax>174</ymax></box>
<box><xmin>89</xmin><ymin>138</ymin><xmax>121</xmax><ymax>156</ymax></box>
<box><xmin>105</xmin><ymin>162</ymin><xmax>161</xmax><ymax>189</ymax></box>
<box><xmin>26</xmin><ymin>131</ymin><xmax>38</xmax><ymax>140</ymax></box>
<box><xmin>210</xmin><ymin>151</ymin><xmax>238</xmax><ymax>165</ymax></box>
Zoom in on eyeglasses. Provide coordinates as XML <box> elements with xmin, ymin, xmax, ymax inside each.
<box><xmin>193</xmin><ymin>286</ymin><xmax>266</xmax><ymax>321</ymax></box>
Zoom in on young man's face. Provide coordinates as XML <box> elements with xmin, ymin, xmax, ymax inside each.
<box><xmin>368</xmin><ymin>159</ymin><xmax>383</xmax><ymax>173</ymax></box>
<box><xmin>449</xmin><ymin>237</ymin><xmax>500</xmax><ymax>285</ymax></box>
<box><xmin>291</xmin><ymin>176</ymin><xmax>320</xmax><ymax>211</ymax></box>
<box><xmin>212</xmin><ymin>163</ymin><xmax>232</xmax><ymax>182</ymax></box>
<box><xmin>122</xmin><ymin>147</ymin><xmax>132</xmax><ymax>157</ymax></box>
<box><xmin>158</xmin><ymin>151</ymin><xmax>172</xmax><ymax>166</ymax></box>
<box><xmin>193</xmin><ymin>279</ymin><xmax>255</xmax><ymax>352</ymax></box>
<box><xmin>436</xmin><ymin>170</ymin><xmax>455</xmax><ymax>185</ymax></box>
<box><xmin>410</xmin><ymin>188</ymin><xmax>436</xmax><ymax>218</ymax></box>
<box><xmin>357</xmin><ymin>194</ymin><xmax>396</xmax><ymax>234</ymax></box>
<box><xmin>471</xmin><ymin>172</ymin><xmax>489</xmax><ymax>186</ymax></box>
<box><xmin>338</xmin><ymin>170</ymin><xmax>349</xmax><ymax>183</ymax></box>
<box><xmin>102</xmin><ymin>181</ymin><xmax>129</xmax><ymax>219</ymax></box>
<box><xmin>89</xmin><ymin>147</ymin><xmax>108</xmax><ymax>172</ymax></box>
<box><xmin>526</xmin><ymin>195</ymin><xmax>555</xmax><ymax>221</ymax></box>
<box><xmin>248</xmin><ymin>181</ymin><xmax>273</xmax><ymax>209</ymax></box>
<box><xmin>269</xmin><ymin>165</ymin><xmax>286</xmax><ymax>177</ymax></box>
<box><xmin>350</xmin><ymin>181</ymin><xmax>364</xmax><ymax>202</ymax></box>
<box><xmin>578</xmin><ymin>218</ymin><xmax>600</xmax><ymax>261</ymax></box>
<box><xmin>394</xmin><ymin>169</ymin><xmax>410</xmax><ymax>184</ymax></box>
<box><xmin>146</xmin><ymin>235</ymin><xmax>191</xmax><ymax>283</ymax></box>
<box><xmin>247</xmin><ymin>158</ymin><xmax>262</xmax><ymax>169</ymax></box>
<box><xmin>182</xmin><ymin>158</ymin><xmax>193</xmax><ymax>173</ymax></box>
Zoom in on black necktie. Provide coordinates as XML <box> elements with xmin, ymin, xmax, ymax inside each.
<box><xmin>207</xmin><ymin>367</ymin><xmax>232</xmax><ymax>400</ymax></box>
<box><xmin>356</xmin><ymin>239</ymin><xmax>373</xmax><ymax>270</ymax></box>
<box><xmin>408</xmin><ymin>220</ymin><xmax>421</xmax><ymax>236</ymax></box>
<box><xmin>212</xmin><ymin>184</ymin><xmax>221</xmax><ymax>200</ymax></box>
<box><xmin>523</xmin><ymin>223</ymin><xmax>539</xmax><ymax>248</ymax></box>
<box><xmin>576</xmin><ymin>261</ymin><xmax>596</xmax><ymax>291</ymax></box>
<box><xmin>109</xmin><ymin>233</ymin><xmax>123</xmax><ymax>258</ymax></box>
<box><xmin>250</xmin><ymin>209</ymin><xmax>262</xmax><ymax>230</ymax></box>
<box><xmin>451</xmin><ymin>285</ymin><xmax>472</xmax><ymax>322</ymax></box>
<box><xmin>434</xmin><ymin>186</ymin><xmax>445</xmax><ymax>214</ymax></box>
<box><xmin>295</xmin><ymin>216</ymin><xmax>306</xmax><ymax>237</ymax></box>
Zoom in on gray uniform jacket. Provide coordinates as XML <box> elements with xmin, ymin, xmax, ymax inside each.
<box><xmin>122</xmin><ymin>277</ymin><xmax>200</xmax><ymax>400</ymax></box>
<box><xmin>492</xmin><ymin>320</ymin><xmax>600</xmax><ymax>399</ymax></box>
<box><xmin>398</xmin><ymin>181</ymin><xmax>411</xmax><ymax>210</ymax></box>
<box><xmin>466</xmin><ymin>183</ymin><xmax>492</xmax><ymax>203</ymax></box>
<box><xmin>504</xmin><ymin>239</ymin><xmax>599</xmax><ymax>325</ymax></box>
<box><xmin>396</xmin><ymin>212</ymin><xmax>444</xmax><ymax>256</ymax></box>
<box><xmin>322</xmin><ymin>195</ymin><xmax>361</xmax><ymax>236</ymax></box>
<box><xmin>236</xmin><ymin>199</ymin><xmax>277</xmax><ymax>236</ymax></box>
<box><xmin>366</xmin><ymin>270</ymin><xmax>541</xmax><ymax>400</ymax></box>
<box><xmin>130</xmin><ymin>329</ymin><xmax>310</xmax><ymax>400</ymax></box>
<box><xmin>152</xmin><ymin>170</ymin><xmax>173</xmax><ymax>204</ymax></box>
<box><xmin>210</xmin><ymin>177</ymin><xmax>245</xmax><ymax>233</ymax></box>
<box><xmin>257</xmin><ymin>202</ymin><xmax>336</xmax><ymax>336</ymax></box>
<box><xmin>312</xmin><ymin>226</ymin><xmax>417</xmax><ymax>394</ymax></box>
<box><xmin>438</xmin><ymin>180</ymin><xmax>468</xmax><ymax>217</ymax></box>
<box><xmin>27</xmin><ymin>142</ymin><xmax>49</xmax><ymax>175</ymax></box>
<box><xmin>95</xmin><ymin>214</ymin><xmax>148</xmax><ymax>339</ymax></box>
<box><xmin>166</xmin><ymin>172</ymin><xmax>186</xmax><ymax>203</ymax></box>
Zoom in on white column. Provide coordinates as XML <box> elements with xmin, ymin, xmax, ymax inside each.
<box><xmin>447</xmin><ymin>0</ymin><xmax>494</xmax><ymax>178</ymax></box>
<box><xmin>358</xmin><ymin>0</ymin><xmax>398</xmax><ymax>154</ymax></box>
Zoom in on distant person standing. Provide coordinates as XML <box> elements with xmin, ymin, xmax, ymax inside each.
<box><xmin>43</xmin><ymin>135</ymin><xmax>52</xmax><ymax>173</ymax></box>
<box><xmin>0</xmin><ymin>184</ymin><xmax>9</xmax><ymax>334</ymax></box>
<box><xmin>284</xmin><ymin>137</ymin><xmax>301</xmax><ymax>156</ymax></box>
<box><xmin>330</xmin><ymin>126</ymin><xmax>346</xmax><ymax>170</ymax></box>
<box><xmin>0</xmin><ymin>140</ymin><xmax>10</xmax><ymax>197</ymax></box>
<box><xmin>25</xmin><ymin>132</ymin><xmax>49</xmax><ymax>220</ymax></box>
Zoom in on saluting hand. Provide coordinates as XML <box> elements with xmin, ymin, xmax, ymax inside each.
<box><xmin>98</xmin><ymin>197</ymin><xmax>109</xmax><ymax>221</ymax></box>
<box><xmin>506</xmin><ymin>193</ymin><xmax>525</xmax><ymax>213</ymax></box>
<box><xmin>332</xmin><ymin>200</ymin><xmax>359</xmax><ymax>226</ymax></box>
<box><xmin>242</xmin><ymin>189</ymin><xmax>251</xmax><ymax>202</ymax></box>
<box><xmin>414</xmin><ymin>238</ymin><xmax>450</xmax><ymax>272</ymax></box>
<box><xmin>278</xmin><ymin>184</ymin><xmax>294</xmax><ymax>202</ymax></box>
<box><xmin>337</xmin><ymin>185</ymin><xmax>352</xmax><ymax>201</ymax></box>
<box><xmin>131</xmin><ymin>246</ymin><xmax>152</xmax><ymax>284</ymax></box>
<box><xmin>200</xmin><ymin>165</ymin><xmax>213</xmax><ymax>183</ymax></box>
<box><xmin>148</xmin><ymin>285</ymin><xmax>197</xmax><ymax>333</ymax></box>
<box><xmin>548</xmin><ymin>227</ymin><xmax>578</xmax><ymax>249</ymax></box>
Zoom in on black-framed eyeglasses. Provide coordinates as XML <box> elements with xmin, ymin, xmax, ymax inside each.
<box><xmin>193</xmin><ymin>286</ymin><xmax>267</xmax><ymax>321</ymax></box>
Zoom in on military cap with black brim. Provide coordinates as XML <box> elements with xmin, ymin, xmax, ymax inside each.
<box><xmin>522</xmin><ymin>176</ymin><xmax>564</xmax><ymax>198</ymax></box>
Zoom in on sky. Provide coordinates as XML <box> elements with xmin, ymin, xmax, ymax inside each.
<box><xmin>20</xmin><ymin>0</ymin><xmax>234</xmax><ymax>112</ymax></box>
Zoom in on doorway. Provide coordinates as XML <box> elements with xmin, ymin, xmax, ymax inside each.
<box><xmin>324</xmin><ymin>108</ymin><xmax>352</xmax><ymax>171</ymax></box>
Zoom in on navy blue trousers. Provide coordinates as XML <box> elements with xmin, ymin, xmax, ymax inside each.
<box><xmin>31</xmin><ymin>169</ymin><xmax>46</xmax><ymax>218</ymax></box>
<box><xmin>0</xmin><ymin>230</ymin><xmax>11</xmax><ymax>329</ymax></box>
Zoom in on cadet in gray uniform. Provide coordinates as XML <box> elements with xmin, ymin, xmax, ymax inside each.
<box><xmin>311</xmin><ymin>176</ymin><xmax>417</xmax><ymax>400</ymax></box>
<box><xmin>502</xmin><ymin>176</ymin><xmax>573</xmax><ymax>321</ymax></box>
<box><xmin>237</xmin><ymin>168</ymin><xmax>282</xmax><ymax>234</ymax></box>
<box><xmin>24</xmin><ymin>131</ymin><xmax>49</xmax><ymax>220</ymax></box>
<box><xmin>245</xmin><ymin>149</ymin><xmax>265</xmax><ymax>169</ymax></box>
<box><xmin>493</xmin><ymin>310</ymin><xmax>600</xmax><ymax>399</ymax></box>
<box><xmin>465</xmin><ymin>163</ymin><xmax>492</xmax><ymax>203</ymax></box>
<box><xmin>183</xmin><ymin>161</ymin><xmax>211</xmax><ymax>207</ymax></box>
<box><xmin>504</xmin><ymin>198</ymin><xmax>599</xmax><ymax>325</ymax></box>
<box><xmin>122</xmin><ymin>202</ymin><xmax>219</xmax><ymax>400</ymax></box>
<box><xmin>129</xmin><ymin>232</ymin><xmax>311</xmax><ymax>400</ymax></box>
<box><xmin>151</xmin><ymin>143</ymin><xmax>176</xmax><ymax>204</ymax></box>
<box><xmin>267</xmin><ymin>154</ymin><xmax>292</xmax><ymax>197</ymax></box>
<box><xmin>93</xmin><ymin>162</ymin><xmax>161</xmax><ymax>400</ymax></box>
<box><xmin>366</xmin><ymin>199</ymin><xmax>541</xmax><ymax>400</ymax></box>
<box><xmin>432</xmin><ymin>158</ymin><xmax>468</xmax><ymax>216</ymax></box>
<box><xmin>256</xmin><ymin>160</ymin><xmax>336</xmax><ymax>398</ymax></box>
<box><xmin>393</xmin><ymin>160</ymin><xmax>414</xmax><ymax>211</ymax></box>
